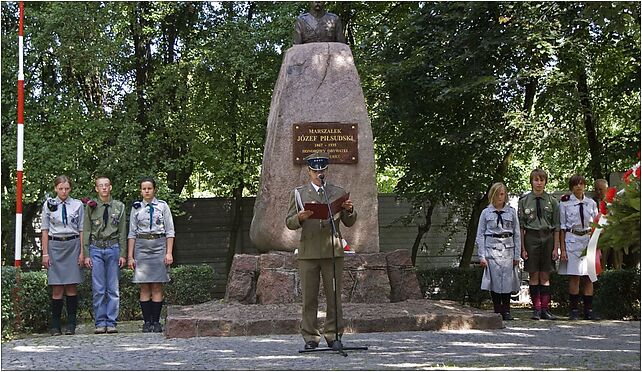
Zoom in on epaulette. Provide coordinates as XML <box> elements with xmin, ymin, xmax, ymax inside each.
<box><xmin>132</xmin><ymin>200</ymin><xmax>142</xmax><ymax>209</ymax></box>
<box><xmin>560</xmin><ymin>194</ymin><xmax>571</xmax><ymax>202</ymax></box>
<box><xmin>46</xmin><ymin>198</ymin><xmax>58</xmax><ymax>212</ymax></box>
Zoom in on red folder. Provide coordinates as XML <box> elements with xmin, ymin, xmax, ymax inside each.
<box><xmin>304</xmin><ymin>192</ymin><xmax>350</xmax><ymax>220</ymax></box>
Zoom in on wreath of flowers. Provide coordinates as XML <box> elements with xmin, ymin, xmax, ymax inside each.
<box><xmin>594</xmin><ymin>153</ymin><xmax>641</xmax><ymax>256</ymax></box>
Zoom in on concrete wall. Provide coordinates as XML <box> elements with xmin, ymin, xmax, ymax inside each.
<box><xmin>172</xmin><ymin>195</ymin><xmax>469</xmax><ymax>297</ymax></box>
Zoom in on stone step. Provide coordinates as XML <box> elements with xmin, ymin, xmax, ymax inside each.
<box><xmin>165</xmin><ymin>299</ymin><xmax>503</xmax><ymax>338</ymax></box>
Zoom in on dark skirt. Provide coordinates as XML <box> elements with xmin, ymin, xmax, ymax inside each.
<box><xmin>132</xmin><ymin>237</ymin><xmax>170</xmax><ymax>283</ymax></box>
<box><xmin>47</xmin><ymin>238</ymin><xmax>83</xmax><ymax>285</ymax></box>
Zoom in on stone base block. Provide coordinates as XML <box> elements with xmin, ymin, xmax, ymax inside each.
<box><xmin>224</xmin><ymin>249</ymin><xmax>423</xmax><ymax>305</ymax></box>
<box><xmin>165</xmin><ymin>299</ymin><xmax>503</xmax><ymax>338</ymax></box>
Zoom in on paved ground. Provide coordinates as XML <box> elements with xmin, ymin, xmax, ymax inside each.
<box><xmin>2</xmin><ymin>309</ymin><xmax>639</xmax><ymax>370</ymax></box>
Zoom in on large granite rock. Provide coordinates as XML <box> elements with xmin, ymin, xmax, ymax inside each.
<box><xmin>250</xmin><ymin>42</ymin><xmax>379</xmax><ymax>253</ymax></box>
<box><xmin>224</xmin><ymin>250</ymin><xmax>423</xmax><ymax>305</ymax></box>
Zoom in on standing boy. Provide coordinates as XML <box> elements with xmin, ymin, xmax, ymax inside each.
<box><xmin>518</xmin><ymin>169</ymin><xmax>560</xmax><ymax>320</ymax></box>
<box><xmin>83</xmin><ymin>176</ymin><xmax>127</xmax><ymax>333</ymax></box>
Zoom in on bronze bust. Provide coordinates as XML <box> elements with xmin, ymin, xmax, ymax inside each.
<box><xmin>293</xmin><ymin>1</ymin><xmax>346</xmax><ymax>44</ymax></box>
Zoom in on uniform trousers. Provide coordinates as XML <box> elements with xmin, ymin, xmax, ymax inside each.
<box><xmin>90</xmin><ymin>244</ymin><xmax>120</xmax><ymax>327</ymax></box>
<box><xmin>298</xmin><ymin>257</ymin><xmax>344</xmax><ymax>344</ymax></box>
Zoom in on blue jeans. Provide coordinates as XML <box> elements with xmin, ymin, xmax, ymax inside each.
<box><xmin>90</xmin><ymin>245</ymin><xmax>120</xmax><ymax>327</ymax></box>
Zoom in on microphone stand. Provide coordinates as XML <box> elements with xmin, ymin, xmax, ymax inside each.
<box><xmin>298</xmin><ymin>175</ymin><xmax>368</xmax><ymax>357</ymax></box>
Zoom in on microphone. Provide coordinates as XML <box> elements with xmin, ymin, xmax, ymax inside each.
<box><xmin>318</xmin><ymin>173</ymin><xmax>325</xmax><ymax>186</ymax></box>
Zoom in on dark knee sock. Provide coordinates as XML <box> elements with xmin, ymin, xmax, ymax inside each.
<box><xmin>65</xmin><ymin>295</ymin><xmax>78</xmax><ymax>326</ymax></box>
<box><xmin>151</xmin><ymin>301</ymin><xmax>163</xmax><ymax>324</ymax></box>
<box><xmin>583</xmin><ymin>295</ymin><xmax>593</xmax><ymax>314</ymax></box>
<box><xmin>501</xmin><ymin>293</ymin><xmax>511</xmax><ymax>313</ymax></box>
<box><xmin>529</xmin><ymin>285</ymin><xmax>541</xmax><ymax>310</ymax></box>
<box><xmin>140</xmin><ymin>300</ymin><xmax>152</xmax><ymax>323</ymax></box>
<box><xmin>51</xmin><ymin>298</ymin><xmax>64</xmax><ymax>330</ymax></box>
<box><xmin>540</xmin><ymin>285</ymin><xmax>551</xmax><ymax>310</ymax></box>
<box><xmin>490</xmin><ymin>292</ymin><xmax>502</xmax><ymax>313</ymax></box>
<box><xmin>569</xmin><ymin>293</ymin><xmax>580</xmax><ymax>310</ymax></box>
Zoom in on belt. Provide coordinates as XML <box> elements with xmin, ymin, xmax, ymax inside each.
<box><xmin>525</xmin><ymin>228</ymin><xmax>555</xmax><ymax>234</ymax></box>
<box><xmin>486</xmin><ymin>233</ymin><xmax>513</xmax><ymax>238</ymax></box>
<box><xmin>91</xmin><ymin>238</ymin><xmax>119</xmax><ymax>248</ymax></box>
<box><xmin>567</xmin><ymin>229</ymin><xmax>590</xmax><ymax>236</ymax></box>
<box><xmin>49</xmin><ymin>235</ymin><xmax>79</xmax><ymax>241</ymax></box>
<box><xmin>136</xmin><ymin>233</ymin><xmax>166</xmax><ymax>240</ymax></box>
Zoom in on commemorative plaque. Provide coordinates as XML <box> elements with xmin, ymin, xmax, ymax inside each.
<box><xmin>293</xmin><ymin>122</ymin><xmax>358</xmax><ymax>164</ymax></box>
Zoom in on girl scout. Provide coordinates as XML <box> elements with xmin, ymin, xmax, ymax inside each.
<box><xmin>127</xmin><ymin>177</ymin><xmax>175</xmax><ymax>333</ymax></box>
<box><xmin>41</xmin><ymin>175</ymin><xmax>84</xmax><ymax>336</ymax></box>
<box><xmin>558</xmin><ymin>174</ymin><xmax>599</xmax><ymax>320</ymax></box>
<box><xmin>476</xmin><ymin>182</ymin><xmax>522</xmax><ymax>321</ymax></box>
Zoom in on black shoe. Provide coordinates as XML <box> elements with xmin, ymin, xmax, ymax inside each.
<box><xmin>50</xmin><ymin>328</ymin><xmax>62</xmax><ymax>336</ymax></box>
<box><xmin>152</xmin><ymin>322</ymin><xmax>163</xmax><ymax>333</ymax></box>
<box><xmin>569</xmin><ymin>309</ymin><xmax>580</xmax><ymax>320</ymax></box>
<box><xmin>142</xmin><ymin>322</ymin><xmax>153</xmax><ymax>333</ymax></box>
<box><xmin>584</xmin><ymin>310</ymin><xmax>601</xmax><ymax>321</ymax></box>
<box><xmin>541</xmin><ymin>310</ymin><xmax>557</xmax><ymax>320</ymax></box>
<box><xmin>531</xmin><ymin>310</ymin><xmax>541</xmax><ymax>320</ymax></box>
<box><xmin>64</xmin><ymin>325</ymin><xmax>75</xmax><ymax>335</ymax></box>
<box><xmin>304</xmin><ymin>341</ymin><xmax>318</xmax><ymax>350</ymax></box>
<box><xmin>502</xmin><ymin>312</ymin><xmax>514</xmax><ymax>321</ymax></box>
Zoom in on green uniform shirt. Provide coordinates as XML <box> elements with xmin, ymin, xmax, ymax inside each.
<box><xmin>82</xmin><ymin>197</ymin><xmax>127</xmax><ymax>256</ymax></box>
<box><xmin>518</xmin><ymin>191</ymin><xmax>560</xmax><ymax>231</ymax></box>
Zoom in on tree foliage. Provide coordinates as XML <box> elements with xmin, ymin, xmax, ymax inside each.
<box><xmin>1</xmin><ymin>2</ymin><xmax>639</xmax><ymax>268</ymax></box>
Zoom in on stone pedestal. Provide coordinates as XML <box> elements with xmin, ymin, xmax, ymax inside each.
<box><xmin>224</xmin><ymin>249</ymin><xmax>423</xmax><ymax>305</ymax></box>
<box><xmin>250</xmin><ymin>42</ymin><xmax>379</xmax><ymax>253</ymax></box>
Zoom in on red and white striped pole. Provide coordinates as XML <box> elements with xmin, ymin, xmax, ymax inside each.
<box><xmin>15</xmin><ymin>1</ymin><xmax>24</xmax><ymax>268</ymax></box>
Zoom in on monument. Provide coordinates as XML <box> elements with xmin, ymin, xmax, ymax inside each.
<box><xmin>249</xmin><ymin>2</ymin><xmax>380</xmax><ymax>254</ymax></box>
<box><xmin>165</xmin><ymin>5</ymin><xmax>502</xmax><ymax>338</ymax></box>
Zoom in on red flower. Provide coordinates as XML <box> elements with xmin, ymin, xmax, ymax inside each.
<box><xmin>636</xmin><ymin>166</ymin><xmax>641</xmax><ymax>179</ymax></box>
<box><xmin>81</xmin><ymin>197</ymin><xmax>97</xmax><ymax>208</ymax></box>
<box><xmin>605</xmin><ymin>187</ymin><xmax>617</xmax><ymax>203</ymax></box>
<box><xmin>599</xmin><ymin>200</ymin><xmax>608</xmax><ymax>215</ymax></box>
<box><xmin>623</xmin><ymin>169</ymin><xmax>634</xmax><ymax>184</ymax></box>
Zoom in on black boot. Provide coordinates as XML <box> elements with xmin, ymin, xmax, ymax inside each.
<box><xmin>151</xmin><ymin>301</ymin><xmax>163</xmax><ymax>333</ymax></box>
<box><xmin>64</xmin><ymin>295</ymin><xmax>78</xmax><ymax>335</ymax></box>
<box><xmin>50</xmin><ymin>298</ymin><xmax>63</xmax><ymax>336</ymax></box>
<box><xmin>501</xmin><ymin>293</ymin><xmax>513</xmax><ymax>320</ymax></box>
<box><xmin>490</xmin><ymin>292</ymin><xmax>502</xmax><ymax>314</ymax></box>
<box><xmin>583</xmin><ymin>295</ymin><xmax>600</xmax><ymax>320</ymax></box>
<box><xmin>140</xmin><ymin>300</ymin><xmax>152</xmax><ymax>332</ymax></box>
<box><xmin>569</xmin><ymin>294</ymin><xmax>580</xmax><ymax>320</ymax></box>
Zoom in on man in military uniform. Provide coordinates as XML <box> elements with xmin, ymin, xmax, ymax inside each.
<box><xmin>286</xmin><ymin>152</ymin><xmax>356</xmax><ymax>350</ymax></box>
<box><xmin>518</xmin><ymin>169</ymin><xmax>560</xmax><ymax>320</ymax></box>
<box><xmin>293</xmin><ymin>1</ymin><xmax>346</xmax><ymax>44</ymax></box>
<box><xmin>83</xmin><ymin>176</ymin><xmax>127</xmax><ymax>334</ymax></box>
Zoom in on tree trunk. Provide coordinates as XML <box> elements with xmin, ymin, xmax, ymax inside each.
<box><xmin>226</xmin><ymin>183</ymin><xmax>244</xmax><ymax>274</ymax></box>
<box><xmin>577</xmin><ymin>66</ymin><xmax>603</xmax><ymax>180</ymax></box>
<box><xmin>410</xmin><ymin>202</ymin><xmax>435</xmax><ymax>266</ymax></box>
<box><xmin>131</xmin><ymin>2</ymin><xmax>151</xmax><ymax>130</ymax></box>
<box><xmin>459</xmin><ymin>77</ymin><xmax>536</xmax><ymax>267</ymax></box>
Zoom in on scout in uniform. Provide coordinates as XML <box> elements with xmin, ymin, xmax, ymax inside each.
<box><xmin>518</xmin><ymin>169</ymin><xmax>560</xmax><ymax>320</ymax></box>
<box><xmin>285</xmin><ymin>152</ymin><xmax>356</xmax><ymax>350</ymax></box>
<box><xmin>558</xmin><ymin>174</ymin><xmax>599</xmax><ymax>320</ymax></box>
<box><xmin>82</xmin><ymin>176</ymin><xmax>127</xmax><ymax>334</ymax></box>
<box><xmin>127</xmin><ymin>177</ymin><xmax>175</xmax><ymax>333</ymax></box>
<box><xmin>476</xmin><ymin>182</ymin><xmax>522</xmax><ymax>321</ymax></box>
<box><xmin>41</xmin><ymin>175</ymin><xmax>84</xmax><ymax>336</ymax></box>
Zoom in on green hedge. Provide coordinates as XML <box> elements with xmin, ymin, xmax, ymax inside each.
<box><xmin>417</xmin><ymin>266</ymin><xmax>489</xmax><ymax>308</ymax></box>
<box><xmin>416</xmin><ymin>267</ymin><xmax>640</xmax><ymax>320</ymax></box>
<box><xmin>1</xmin><ymin>264</ymin><xmax>216</xmax><ymax>339</ymax></box>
